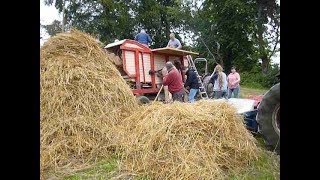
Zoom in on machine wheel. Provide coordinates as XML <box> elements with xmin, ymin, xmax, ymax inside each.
<box><xmin>207</xmin><ymin>83</ymin><xmax>214</xmax><ymax>98</ymax></box>
<box><xmin>201</xmin><ymin>74</ymin><xmax>214</xmax><ymax>98</ymax></box>
<box><xmin>136</xmin><ymin>96</ymin><xmax>150</xmax><ymax>105</ymax></box>
<box><xmin>256</xmin><ymin>83</ymin><xmax>280</xmax><ymax>154</ymax></box>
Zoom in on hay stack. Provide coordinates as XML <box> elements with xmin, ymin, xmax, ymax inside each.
<box><xmin>106</xmin><ymin>52</ymin><xmax>123</xmax><ymax>67</ymax></box>
<box><xmin>40</xmin><ymin>29</ymin><xmax>137</xmax><ymax>175</ymax></box>
<box><xmin>117</xmin><ymin>100</ymin><xmax>259</xmax><ymax>179</ymax></box>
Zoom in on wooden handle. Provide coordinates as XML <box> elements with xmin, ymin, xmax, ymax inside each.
<box><xmin>154</xmin><ymin>85</ymin><xmax>164</xmax><ymax>102</ymax></box>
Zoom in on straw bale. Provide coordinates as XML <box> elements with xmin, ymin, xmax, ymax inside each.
<box><xmin>40</xmin><ymin>29</ymin><xmax>137</xmax><ymax>176</ymax></box>
<box><xmin>117</xmin><ymin>100</ymin><xmax>259</xmax><ymax>179</ymax></box>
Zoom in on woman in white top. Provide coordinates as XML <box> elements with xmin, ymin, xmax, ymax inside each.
<box><xmin>212</xmin><ymin>64</ymin><xmax>228</xmax><ymax>99</ymax></box>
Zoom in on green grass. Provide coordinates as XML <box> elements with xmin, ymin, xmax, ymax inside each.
<box><xmin>62</xmin><ymin>136</ymin><xmax>279</xmax><ymax>180</ymax></box>
<box><xmin>64</xmin><ymin>155</ymin><xmax>118</xmax><ymax>180</ymax></box>
<box><xmin>228</xmin><ymin>151</ymin><xmax>280</xmax><ymax>180</ymax></box>
<box><xmin>63</xmin><ymin>149</ymin><xmax>279</xmax><ymax>180</ymax></box>
<box><xmin>228</xmin><ymin>135</ymin><xmax>280</xmax><ymax>180</ymax></box>
<box><xmin>239</xmin><ymin>86</ymin><xmax>268</xmax><ymax>98</ymax></box>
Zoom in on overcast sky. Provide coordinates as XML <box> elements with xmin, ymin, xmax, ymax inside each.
<box><xmin>40</xmin><ymin>0</ymin><xmax>60</xmax><ymax>45</ymax></box>
<box><xmin>40</xmin><ymin>0</ymin><xmax>279</xmax><ymax>65</ymax></box>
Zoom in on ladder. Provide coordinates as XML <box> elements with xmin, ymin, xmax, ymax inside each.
<box><xmin>186</xmin><ymin>55</ymin><xmax>208</xmax><ymax>99</ymax></box>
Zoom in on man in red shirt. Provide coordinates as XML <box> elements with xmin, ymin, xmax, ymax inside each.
<box><xmin>160</xmin><ymin>62</ymin><xmax>184</xmax><ymax>102</ymax></box>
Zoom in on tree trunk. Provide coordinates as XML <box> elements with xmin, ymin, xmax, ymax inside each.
<box><xmin>159</xmin><ymin>10</ymin><xmax>165</xmax><ymax>47</ymax></box>
<box><xmin>216</xmin><ymin>47</ymin><xmax>223</xmax><ymax>67</ymax></box>
<box><xmin>224</xmin><ymin>49</ymin><xmax>232</xmax><ymax>73</ymax></box>
<box><xmin>261</xmin><ymin>55</ymin><xmax>269</xmax><ymax>74</ymax></box>
<box><xmin>165</xmin><ymin>19</ymin><xmax>170</xmax><ymax>39</ymax></box>
<box><xmin>62</xmin><ymin>0</ymin><xmax>66</xmax><ymax>32</ymax></box>
<box><xmin>164</xmin><ymin>0</ymin><xmax>171</xmax><ymax>38</ymax></box>
<box><xmin>257</xmin><ymin>3</ymin><xmax>269</xmax><ymax>73</ymax></box>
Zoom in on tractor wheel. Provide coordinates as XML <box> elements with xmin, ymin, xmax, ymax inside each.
<box><xmin>136</xmin><ymin>96</ymin><xmax>150</xmax><ymax>105</ymax></box>
<box><xmin>256</xmin><ymin>83</ymin><xmax>280</xmax><ymax>154</ymax></box>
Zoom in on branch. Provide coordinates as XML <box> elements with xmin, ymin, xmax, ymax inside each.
<box><xmin>268</xmin><ymin>24</ymin><xmax>280</xmax><ymax>60</ymax></box>
<box><xmin>44</xmin><ymin>0</ymin><xmax>54</xmax><ymax>6</ymax></box>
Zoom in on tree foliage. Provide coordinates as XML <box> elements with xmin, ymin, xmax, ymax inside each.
<box><xmin>192</xmin><ymin>0</ymin><xmax>257</xmax><ymax>73</ymax></box>
<box><xmin>41</xmin><ymin>20</ymin><xmax>62</xmax><ymax>36</ymax></box>
<box><xmin>42</xmin><ymin>0</ymin><xmax>279</xmax><ymax>74</ymax></box>
<box><xmin>133</xmin><ymin>0</ymin><xmax>192</xmax><ymax>48</ymax></box>
<box><xmin>254</xmin><ymin>0</ymin><xmax>280</xmax><ymax>73</ymax></box>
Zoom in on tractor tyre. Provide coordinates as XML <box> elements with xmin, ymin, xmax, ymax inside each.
<box><xmin>256</xmin><ymin>83</ymin><xmax>280</xmax><ymax>154</ymax></box>
<box><xmin>136</xmin><ymin>96</ymin><xmax>150</xmax><ymax>105</ymax></box>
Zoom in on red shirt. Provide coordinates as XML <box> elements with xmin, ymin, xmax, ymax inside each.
<box><xmin>162</xmin><ymin>68</ymin><xmax>184</xmax><ymax>93</ymax></box>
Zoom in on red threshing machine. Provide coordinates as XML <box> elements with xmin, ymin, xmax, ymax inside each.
<box><xmin>104</xmin><ymin>39</ymin><xmax>199</xmax><ymax>102</ymax></box>
<box><xmin>104</xmin><ymin>40</ymin><xmax>280</xmax><ymax>154</ymax></box>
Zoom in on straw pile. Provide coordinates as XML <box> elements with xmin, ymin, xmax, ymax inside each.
<box><xmin>40</xmin><ymin>29</ymin><xmax>137</xmax><ymax>176</ymax></box>
<box><xmin>117</xmin><ymin>100</ymin><xmax>259</xmax><ymax>179</ymax></box>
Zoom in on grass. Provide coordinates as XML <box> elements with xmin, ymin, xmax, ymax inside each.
<box><xmin>59</xmin><ymin>86</ymin><xmax>278</xmax><ymax>180</ymax></box>
<box><xmin>239</xmin><ymin>86</ymin><xmax>268</xmax><ymax>98</ymax></box>
<box><xmin>229</xmin><ymin>150</ymin><xmax>280</xmax><ymax>180</ymax></box>
<box><xmin>62</xmin><ymin>141</ymin><xmax>279</xmax><ymax>180</ymax></box>
<box><xmin>228</xmin><ymin>134</ymin><xmax>280</xmax><ymax>180</ymax></box>
<box><xmin>61</xmin><ymin>135</ymin><xmax>279</xmax><ymax>180</ymax></box>
<box><xmin>64</xmin><ymin>155</ymin><xmax>118</xmax><ymax>180</ymax></box>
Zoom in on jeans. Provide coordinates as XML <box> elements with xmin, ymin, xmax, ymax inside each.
<box><xmin>188</xmin><ymin>88</ymin><xmax>198</xmax><ymax>102</ymax></box>
<box><xmin>228</xmin><ymin>86</ymin><xmax>239</xmax><ymax>98</ymax></box>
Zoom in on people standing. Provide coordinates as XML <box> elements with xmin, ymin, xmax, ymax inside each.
<box><xmin>173</xmin><ymin>60</ymin><xmax>186</xmax><ymax>82</ymax></box>
<box><xmin>227</xmin><ymin>66</ymin><xmax>241</xmax><ymax>98</ymax></box>
<box><xmin>184</xmin><ymin>68</ymin><xmax>199</xmax><ymax>102</ymax></box>
<box><xmin>211</xmin><ymin>64</ymin><xmax>228</xmax><ymax>99</ymax></box>
<box><xmin>173</xmin><ymin>60</ymin><xmax>188</xmax><ymax>102</ymax></box>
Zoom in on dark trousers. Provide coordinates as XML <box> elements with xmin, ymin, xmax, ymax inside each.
<box><xmin>214</xmin><ymin>90</ymin><xmax>227</xmax><ymax>99</ymax></box>
<box><xmin>172</xmin><ymin>89</ymin><xmax>185</xmax><ymax>102</ymax></box>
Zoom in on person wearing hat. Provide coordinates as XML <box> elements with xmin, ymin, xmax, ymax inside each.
<box><xmin>160</xmin><ymin>62</ymin><xmax>184</xmax><ymax>102</ymax></box>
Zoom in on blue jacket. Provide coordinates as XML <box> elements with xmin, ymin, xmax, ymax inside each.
<box><xmin>135</xmin><ymin>32</ymin><xmax>152</xmax><ymax>45</ymax></box>
<box><xmin>184</xmin><ymin>69</ymin><xmax>199</xmax><ymax>89</ymax></box>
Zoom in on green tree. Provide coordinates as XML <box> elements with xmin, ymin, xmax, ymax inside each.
<box><xmin>188</xmin><ymin>0</ymin><xmax>279</xmax><ymax>74</ymax></box>
<box><xmin>44</xmin><ymin>0</ymin><xmax>136</xmax><ymax>43</ymax></box>
<box><xmin>132</xmin><ymin>0</ymin><xmax>193</xmax><ymax>48</ymax></box>
<box><xmin>42</xmin><ymin>0</ymin><xmax>279</xmax><ymax>75</ymax></box>
<box><xmin>192</xmin><ymin>0</ymin><xmax>257</xmax><ymax>73</ymax></box>
<box><xmin>43</xmin><ymin>0</ymin><xmax>194</xmax><ymax>47</ymax></box>
<box><xmin>41</xmin><ymin>20</ymin><xmax>62</xmax><ymax>36</ymax></box>
<box><xmin>254</xmin><ymin>0</ymin><xmax>280</xmax><ymax>73</ymax></box>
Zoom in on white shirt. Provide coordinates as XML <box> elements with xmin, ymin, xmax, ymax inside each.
<box><xmin>213</xmin><ymin>72</ymin><xmax>227</xmax><ymax>91</ymax></box>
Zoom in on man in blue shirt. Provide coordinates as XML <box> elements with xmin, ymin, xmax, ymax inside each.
<box><xmin>134</xmin><ymin>29</ymin><xmax>152</xmax><ymax>47</ymax></box>
<box><xmin>167</xmin><ymin>33</ymin><xmax>182</xmax><ymax>49</ymax></box>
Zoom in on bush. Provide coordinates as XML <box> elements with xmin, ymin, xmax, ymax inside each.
<box><xmin>240</xmin><ymin>64</ymin><xmax>279</xmax><ymax>89</ymax></box>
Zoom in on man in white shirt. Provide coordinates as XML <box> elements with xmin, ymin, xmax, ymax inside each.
<box><xmin>167</xmin><ymin>33</ymin><xmax>182</xmax><ymax>49</ymax></box>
